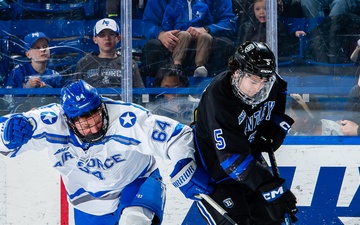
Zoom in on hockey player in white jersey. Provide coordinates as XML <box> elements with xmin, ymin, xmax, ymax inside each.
<box><xmin>0</xmin><ymin>79</ymin><xmax>213</xmax><ymax>225</ymax></box>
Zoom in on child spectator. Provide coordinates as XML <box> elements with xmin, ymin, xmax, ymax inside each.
<box><xmin>153</xmin><ymin>65</ymin><xmax>189</xmax><ymax>100</ymax></box>
<box><xmin>74</xmin><ymin>18</ymin><xmax>144</xmax><ymax>90</ymax></box>
<box><xmin>237</xmin><ymin>0</ymin><xmax>303</xmax><ymax>57</ymax></box>
<box><xmin>147</xmin><ymin>65</ymin><xmax>196</xmax><ymax>124</ymax></box>
<box><xmin>5</xmin><ymin>32</ymin><xmax>64</xmax><ymax>112</ymax></box>
<box><xmin>6</xmin><ymin>32</ymin><xmax>63</xmax><ymax>89</ymax></box>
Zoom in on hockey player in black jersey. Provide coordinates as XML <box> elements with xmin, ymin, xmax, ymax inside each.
<box><xmin>193</xmin><ymin>41</ymin><xmax>298</xmax><ymax>224</ymax></box>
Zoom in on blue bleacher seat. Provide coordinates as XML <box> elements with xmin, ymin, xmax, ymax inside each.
<box><xmin>0</xmin><ymin>0</ymin><xmax>13</xmax><ymax>20</ymax></box>
<box><xmin>0</xmin><ymin>20</ymin><xmax>12</xmax><ymax>85</ymax></box>
<box><xmin>82</xmin><ymin>19</ymin><xmax>100</xmax><ymax>54</ymax></box>
<box><xmin>278</xmin><ymin>16</ymin><xmax>360</xmax><ymax>75</ymax></box>
<box><xmin>278</xmin><ymin>16</ymin><xmax>326</xmax><ymax>67</ymax></box>
<box><xmin>132</xmin><ymin>19</ymin><xmax>147</xmax><ymax>49</ymax></box>
<box><xmin>9</xmin><ymin>19</ymin><xmax>85</xmax><ymax>54</ymax></box>
<box><xmin>11</xmin><ymin>0</ymin><xmax>99</xmax><ymax>19</ymax></box>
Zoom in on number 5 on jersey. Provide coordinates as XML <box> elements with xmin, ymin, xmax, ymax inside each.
<box><xmin>214</xmin><ymin>129</ymin><xmax>226</xmax><ymax>150</ymax></box>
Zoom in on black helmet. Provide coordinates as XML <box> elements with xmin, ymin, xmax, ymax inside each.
<box><xmin>234</xmin><ymin>41</ymin><xmax>275</xmax><ymax>79</ymax></box>
<box><xmin>231</xmin><ymin>41</ymin><xmax>277</xmax><ymax>105</ymax></box>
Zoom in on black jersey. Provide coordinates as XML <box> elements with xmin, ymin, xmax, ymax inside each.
<box><xmin>195</xmin><ymin>70</ymin><xmax>288</xmax><ymax>190</ymax></box>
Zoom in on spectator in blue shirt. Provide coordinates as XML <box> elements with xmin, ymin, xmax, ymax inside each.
<box><xmin>6</xmin><ymin>32</ymin><xmax>63</xmax><ymax>89</ymax></box>
<box><xmin>142</xmin><ymin>0</ymin><xmax>237</xmax><ymax>77</ymax></box>
<box><xmin>161</xmin><ymin>0</ymin><xmax>213</xmax><ymax>77</ymax></box>
<box><xmin>5</xmin><ymin>32</ymin><xmax>64</xmax><ymax>112</ymax></box>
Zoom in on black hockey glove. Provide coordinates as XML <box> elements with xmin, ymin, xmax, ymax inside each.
<box><xmin>259</xmin><ymin>178</ymin><xmax>298</xmax><ymax>223</ymax></box>
<box><xmin>253</xmin><ymin>113</ymin><xmax>294</xmax><ymax>153</ymax></box>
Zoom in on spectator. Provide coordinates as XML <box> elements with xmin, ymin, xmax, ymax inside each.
<box><xmin>161</xmin><ymin>0</ymin><xmax>213</xmax><ymax>77</ymax></box>
<box><xmin>288</xmin><ymin>94</ymin><xmax>343</xmax><ymax>135</ymax></box>
<box><xmin>147</xmin><ymin>66</ymin><xmax>197</xmax><ymax>125</ymax></box>
<box><xmin>6</xmin><ymin>32</ymin><xmax>63</xmax><ymax>89</ymax></box>
<box><xmin>5</xmin><ymin>32</ymin><xmax>64</xmax><ymax>111</ymax></box>
<box><xmin>341</xmin><ymin>120</ymin><xmax>359</xmax><ymax>135</ymax></box>
<box><xmin>350</xmin><ymin>39</ymin><xmax>360</xmax><ymax>65</ymax></box>
<box><xmin>153</xmin><ymin>65</ymin><xmax>189</xmax><ymax>100</ymax></box>
<box><xmin>300</xmin><ymin>0</ymin><xmax>360</xmax><ymax>18</ymax></box>
<box><xmin>0</xmin><ymin>79</ymin><xmax>213</xmax><ymax>225</ymax></box>
<box><xmin>142</xmin><ymin>0</ymin><xmax>237</xmax><ymax>77</ymax></box>
<box><xmin>341</xmin><ymin>74</ymin><xmax>360</xmax><ymax>135</ymax></box>
<box><xmin>342</xmin><ymin>46</ymin><xmax>360</xmax><ymax>136</ymax></box>
<box><xmin>233</xmin><ymin>0</ymin><xmax>284</xmax><ymax>26</ymax></box>
<box><xmin>237</xmin><ymin>0</ymin><xmax>303</xmax><ymax>57</ymax></box>
<box><xmin>74</xmin><ymin>18</ymin><xmax>145</xmax><ymax>90</ymax></box>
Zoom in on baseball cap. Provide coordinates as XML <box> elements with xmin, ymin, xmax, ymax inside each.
<box><xmin>24</xmin><ymin>32</ymin><xmax>50</xmax><ymax>51</ymax></box>
<box><xmin>93</xmin><ymin>18</ymin><xmax>120</xmax><ymax>36</ymax></box>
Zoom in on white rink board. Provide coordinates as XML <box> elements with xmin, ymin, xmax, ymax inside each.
<box><xmin>0</xmin><ymin>149</ymin><xmax>60</xmax><ymax>225</ymax></box>
<box><xmin>2</xmin><ymin>144</ymin><xmax>360</xmax><ymax>224</ymax></box>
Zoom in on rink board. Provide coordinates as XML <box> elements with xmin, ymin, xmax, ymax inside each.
<box><xmin>1</xmin><ymin>138</ymin><xmax>360</xmax><ymax>225</ymax></box>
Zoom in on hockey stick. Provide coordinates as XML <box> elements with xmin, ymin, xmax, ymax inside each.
<box><xmin>268</xmin><ymin>148</ymin><xmax>293</xmax><ymax>225</ymax></box>
<box><xmin>196</xmin><ymin>194</ymin><xmax>239</xmax><ymax>225</ymax></box>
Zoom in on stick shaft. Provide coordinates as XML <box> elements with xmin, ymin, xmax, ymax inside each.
<box><xmin>197</xmin><ymin>194</ymin><xmax>239</xmax><ymax>225</ymax></box>
<box><xmin>268</xmin><ymin>149</ymin><xmax>293</xmax><ymax>225</ymax></box>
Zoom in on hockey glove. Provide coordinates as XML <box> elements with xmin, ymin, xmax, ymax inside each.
<box><xmin>170</xmin><ymin>158</ymin><xmax>214</xmax><ymax>200</ymax></box>
<box><xmin>259</xmin><ymin>178</ymin><xmax>298</xmax><ymax>223</ymax></box>
<box><xmin>253</xmin><ymin>113</ymin><xmax>294</xmax><ymax>153</ymax></box>
<box><xmin>3</xmin><ymin>115</ymin><xmax>34</xmax><ymax>149</ymax></box>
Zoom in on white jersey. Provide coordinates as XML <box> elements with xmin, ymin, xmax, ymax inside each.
<box><xmin>0</xmin><ymin>98</ymin><xmax>195</xmax><ymax>215</ymax></box>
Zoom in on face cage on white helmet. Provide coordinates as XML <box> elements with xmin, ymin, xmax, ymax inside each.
<box><xmin>232</xmin><ymin>69</ymin><xmax>276</xmax><ymax>106</ymax></box>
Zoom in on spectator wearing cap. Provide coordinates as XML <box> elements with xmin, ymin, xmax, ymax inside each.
<box><xmin>74</xmin><ymin>18</ymin><xmax>144</xmax><ymax>95</ymax></box>
<box><xmin>6</xmin><ymin>32</ymin><xmax>63</xmax><ymax>89</ymax></box>
<box><xmin>5</xmin><ymin>32</ymin><xmax>64</xmax><ymax>112</ymax></box>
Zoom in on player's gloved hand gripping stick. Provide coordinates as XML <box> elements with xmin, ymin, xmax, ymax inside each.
<box><xmin>171</xmin><ymin>158</ymin><xmax>239</xmax><ymax>224</ymax></box>
<box><xmin>2</xmin><ymin>115</ymin><xmax>34</xmax><ymax>149</ymax></box>
<box><xmin>261</xmin><ymin>148</ymin><xmax>298</xmax><ymax>225</ymax></box>
<box><xmin>170</xmin><ymin>158</ymin><xmax>213</xmax><ymax>200</ymax></box>
<box><xmin>196</xmin><ymin>194</ymin><xmax>239</xmax><ymax>225</ymax></box>
<box><xmin>252</xmin><ymin>113</ymin><xmax>294</xmax><ymax>154</ymax></box>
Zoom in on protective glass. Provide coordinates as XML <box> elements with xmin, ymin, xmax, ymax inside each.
<box><xmin>232</xmin><ymin>69</ymin><xmax>276</xmax><ymax>105</ymax></box>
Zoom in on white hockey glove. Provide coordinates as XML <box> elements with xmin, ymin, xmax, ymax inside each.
<box><xmin>170</xmin><ymin>158</ymin><xmax>213</xmax><ymax>200</ymax></box>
